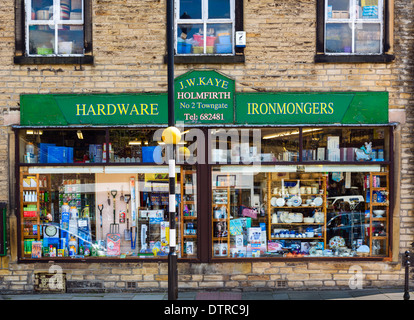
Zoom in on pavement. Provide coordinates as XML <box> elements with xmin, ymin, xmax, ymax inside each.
<box><xmin>0</xmin><ymin>288</ymin><xmax>411</xmax><ymax>300</ymax></box>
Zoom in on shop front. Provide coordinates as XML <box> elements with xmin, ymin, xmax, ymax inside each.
<box><xmin>15</xmin><ymin>70</ymin><xmax>394</xmax><ymax>263</ymax></box>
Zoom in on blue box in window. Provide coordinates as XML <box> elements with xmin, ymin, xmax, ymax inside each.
<box><xmin>39</xmin><ymin>143</ymin><xmax>55</xmax><ymax>163</ymax></box>
<box><xmin>177</xmin><ymin>42</ymin><xmax>192</xmax><ymax>54</ymax></box>
<box><xmin>47</xmin><ymin>146</ymin><xmax>73</xmax><ymax>163</ymax></box>
<box><xmin>215</xmin><ymin>44</ymin><xmax>232</xmax><ymax>53</ymax></box>
<box><xmin>142</xmin><ymin>146</ymin><xmax>163</xmax><ymax>163</ymax></box>
<box><xmin>219</xmin><ymin>35</ymin><xmax>231</xmax><ymax>44</ymax></box>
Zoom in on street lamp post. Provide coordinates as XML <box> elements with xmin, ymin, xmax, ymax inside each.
<box><xmin>166</xmin><ymin>0</ymin><xmax>178</xmax><ymax>301</ymax></box>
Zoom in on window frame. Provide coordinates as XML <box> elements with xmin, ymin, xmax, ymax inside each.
<box><xmin>171</xmin><ymin>0</ymin><xmax>245</xmax><ymax>64</ymax></box>
<box><xmin>14</xmin><ymin>0</ymin><xmax>94</xmax><ymax>65</ymax></box>
<box><xmin>315</xmin><ymin>0</ymin><xmax>395</xmax><ymax>63</ymax></box>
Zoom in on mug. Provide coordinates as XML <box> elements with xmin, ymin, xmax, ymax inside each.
<box><xmin>300</xmin><ymin>187</ymin><xmax>306</xmax><ymax>194</ymax></box>
<box><xmin>312</xmin><ymin>187</ymin><xmax>318</xmax><ymax>194</ymax></box>
<box><xmin>306</xmin><ymin>187</ymin><xmax>312</xmax><ymax>194</ymax></box>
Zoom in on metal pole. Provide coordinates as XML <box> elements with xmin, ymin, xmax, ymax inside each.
<box><xmin>166</xmin><ymin>0</ymin><xmax>178</xmax><ymax>301</ymax></box>
<box><xmin>404</xmin><ymin>251</ymin><xmax>410</xmax><ymax>300</ymax></box>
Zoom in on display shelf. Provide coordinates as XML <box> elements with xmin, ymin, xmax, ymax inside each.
<box><xmin>267</xmin><ymin>174</ymin><xmax>327</xmax><ymax>253</ymax></box>
<box><xmin>366</xmin><ymin>171</ymin><xmax>389</xmax><ymax>256</ymax></box>
<box><xmin>212</xmin><ymin>174</ymin><xmax>231</xmax><ymax>258</ymax></box>
<box><xmin>20</xmin><ymin>169</ymin><xmax>51</xmax><ymax>258</ymax></box>
<box><xmin>180</xmin><ymin>168</ymin><xmax>198</xmax><ymax>258</ymax></box>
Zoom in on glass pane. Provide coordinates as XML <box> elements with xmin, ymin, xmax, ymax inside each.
<box><xmin>211</xmin><ymin>165</ymin><xmax>389</xmax><ymax>259</ymax></box>
<box><xmin>210</xmin><ymin>128</ymin><xmax>264</xmax><ymax>164</ymax></box>
<box><xmin>109</xmin><ymin>129</ymin><xmax>160</xmax><ymax>163</ymax></box>
<box><xmin>20</xmin><ymin>166</ymin><xmax>197</xmax><ymax>259</ymax></box>
<box><xmin>302</xmin><ymin>127</ymin><xmax>389</xmax><ymax>162</ymax></box>
<box><xmin>19</xmin><ymin>129</ymin><xmax>106</xmax><ymax>164</ymax></box>
<box><xmin>261</xmin><ymin>128</ymin><xmax>299</xmax><ymax>161</ymax></box>
<box><xmin>327</xmin><ymin>0</ymin><xmax>350</xmax><ymax>19</ymax></box>
<box><xmin>326</xmin><ymin>23</ymin><xmax>352</xmax><ymax>53</ymax></box>
<box><xmin>207</xmin><ymin>23</ymin><xmax>232</xmax><ymax>54</ymax></box>
<box><xmin>57</xmin><ymin>26</ymin><xmax>84</xmax><ymax>54</ymax></box>
<box><xmin>355</xmin><ymin>23</ymin><xmax>381</xmax><ymax>53</ymax></box>
<box><xmin>31</xmin><ymin>0</ymin><xmax>53</xmax><ymax>20</ymax></box>
<box><xmin>357</xmin><ymin>0</ymin><xmax>379</xmax><ymax>19</ymax></box>
<box><xmin>181</xmin><ymin>165</ymin><xmax>198</xmax><ymax>257</ymax></box>
<box><xmin>209</xmin><ymin>0</ymin><xmax>231</xmax><ymax>19</ymax></box>
<box><xmin>177</xmin><ymin>23</ymin><xmax>203</xmax><ymax>54</ymax></box>
<box><xmin>179</xmin><ymin>0</ymin><xmax>202</xmax><ymax>19</ymax></box>
<box><xmin>28</xmin><ymin>26</ymin><xmax>55</xmax><ymax>55</ymax></box>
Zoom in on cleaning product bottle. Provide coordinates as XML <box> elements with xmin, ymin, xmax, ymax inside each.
<box><xmin>68</xmin><ymin>236</ymin><xmax>77</xmax><ymax>256</ymax></box>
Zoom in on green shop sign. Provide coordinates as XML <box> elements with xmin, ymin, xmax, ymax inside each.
<box><xmin>174</xmin><ymin>70</ymin><xmax>235</xmax><ymax>124</ymax></box>
<box><xmin>236</xmin><ymin>92</ymin><xmax>388</xmax><ymax>124</ymax></box>
<box><xmin>20</xmin><ymin>93</ymin><xmax>168</xmax><ymax>126</ymax></box>
<box><xmin>20</xmin><ymin>71</ymin><xmax>388</xmax><ymax>126</ymax></box>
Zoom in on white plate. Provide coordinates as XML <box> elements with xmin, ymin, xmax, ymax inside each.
<box><xmin>276</xmin><ymin>198</ymin><xmax>285</xmax><ymax>207</ymax></box>
<box><xmin>270</xmin><ymin>197</ymin><xmax>278</xmax><ymax>207</ymax></box>
<box><xmin>314</xmin><ymin>197</ymin><xmax>323</xmax><ymax>207</ymax></box>
<box><xmin>280</xmin><ymin>212</ymin><xmax>289</xmax><ymax>223</ymax></box>
<box><xmin>291</xmin><ymin>196</ymin><xmax>302</xmax><ymax>207</ymax></box>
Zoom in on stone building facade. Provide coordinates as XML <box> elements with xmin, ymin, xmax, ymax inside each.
<box><xmin>0</xmin><ymin>0</ymin><xmax>413</xmax><ymax>293</ymax></box>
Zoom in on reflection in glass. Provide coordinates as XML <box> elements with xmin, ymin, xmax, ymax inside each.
<box><xmin>58</xmin><ymin>26</ymin><xmax>84</xmax><ymax>54</ymax></box>
<box><xmin>355</xmin><ymin>23</ymin><xmax>381</xmax><ymax>53</ymax></box>
<box><xmin>209</xmin><ymin>0</ymin><xmax>231</xmax><ymax>19</ymax></box>
<box><xmin>326</xmin><ymin>23</ymin><xmax>352</xmax><ymax>53</ymax></box>
<box><xmin>31</xmin><ymin>0</ymin><xmax>54</xmax><ymax>20</ymax></box>
<box><xmin>179</xmin><ymin>0</ymin><xmax>202</xmax><ymax>19</ymax></box>
<box><xmin>29</xmin><ymin>26</ymin><xmax>55</xmax><ymax>55</ymax></box>
<box><xmin>327</xmin><ymin>0</ymin><xmax>350</xmax><ymax>19</ymax></box>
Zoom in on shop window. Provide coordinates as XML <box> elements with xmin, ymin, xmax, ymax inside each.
<box><xmin>211</xmin><ymin>165</ymin><xmax>390</xmax><ymax>258</ymax></box>
<box><xmin>173</xmin><ymin>0</ymin><xmax>245</xmax><ymax>63</ymax></box>
<box><xmin>302</xmin><ymin>127</ymin><xmax>389</xmax><ymax>162</ymax></box>
<box><xmin>19</xmin><ymin>129</ymin><xmax>106</xmax><ymax>164</ymax></box>
<box><xmin>19</xmin><ymin>165</ymin><xmax>198</xmax><ymax>259</ymax></box>
<box><xmin>209</xmin><ymin>128</ymin><xmax>300</xmax><ymax>164</ymax></box>
<box><xmin>315</xmin><ymin>0</ymin><xmax>395</xmax><ymax>63</ymax></box>
<box><xmin>14</xmin><ymin>0</ymin><xmax>93</xmax><ymax>64</ymax></box>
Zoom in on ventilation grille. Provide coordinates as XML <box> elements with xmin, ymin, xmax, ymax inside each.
<box><xmin>276</xmin><ymin>280</ymin><xmax>288</xmax><ymax>288</ymax></box>
<box><xmin>126</xmin><ymin>281</ymin><xmax>137</xmax><ymax>289</ymax></box>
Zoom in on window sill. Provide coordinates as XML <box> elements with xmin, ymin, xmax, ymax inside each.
<box><xmin>314</xmin><ymin>54</ymin><xmax>395</xmax><ymax>63</ymax></box>
<box><xmin>164</xmin><ymin>54</ymin><xmax>245</xmax><ymax>64</ymax></box>
<box><xmin>14</xmin><ymin>55</ymin><xmax>94</xmax><ymax>65</ymax></box>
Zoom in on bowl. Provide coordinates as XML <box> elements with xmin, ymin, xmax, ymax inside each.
<box><xmin>373</xmin><ymin>210</ymin><xmax>385</xmax><ymax>217</ymax></box>
<box><xmin>304</xmin><ymin>217</ymin><xmax>315</xmax><ymax>223</ymax></box>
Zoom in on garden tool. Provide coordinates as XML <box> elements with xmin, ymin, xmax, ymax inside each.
<box><xmin>97</xmin><ymin>204</ymin><xmax>104</xmax><ymax>237</ymax></box>
<box><xmin>124</xmin><ymin>194</ymin><xmax>131</xmax><ymax>240</ymax></box>
<box><xmin>109</xmin><ymin>190</ymin><xmax>119</xmax><ymax>234</ymax></box>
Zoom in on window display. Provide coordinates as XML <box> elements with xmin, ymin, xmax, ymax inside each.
<box><xmin>211</xmin><ymin>165</ymin><xmax>389</xmax><ymax>258</ymax></box>
<box><xmin>26</xmin><ymin>0</ymin><xmax>84</xmax><ymax>56</ymax></box>
<box><xmin>19</xmin><ymin>165</ymin><xmax>198</xmax><ymax>259</ymax></box>
<box><xmin>17</xmin><ymin>126</ymin><xmax>392</xmax><ymax>260</ymax></box>
<box><xmin>325</xmin><ymin>0</ymin><xmax>383</xmax><ymax>54</ymax></box>
<box><xmin>176</xmin><ymin>0</ymin><xmax>234</xmax><ymax>55</ymax></box>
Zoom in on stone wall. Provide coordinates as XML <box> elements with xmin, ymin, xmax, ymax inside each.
<box><xmin>0</xmin><ymin>0</ymin><xmax>413</xmax><ymax>293</ymax></box>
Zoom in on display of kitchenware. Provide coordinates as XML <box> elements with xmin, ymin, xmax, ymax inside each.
<box><xmin>329</xmin><ymin>236</ymin><xmax>346</xmax><ymax>249</ymax></box>
<box><xmin>313</xmin><ymin>197</ymin><xmax>323</xmax><ymax>207</ymax></box>
<box><xmin>280</xmin><ymin>212</ymin><xmax>290</xmax><ymax>223</ymax></box>
<box><xmin>288</xmin><ymin>212</ymin><xmax>303</xmax><ymax>223</ymax></box>
<box><xmin>276</xmin><ymin>197</ymin><xmax>285</xmax><ymax>207</ymax></box>
<box><xmin>291</xmin><ymin>196</ymin><xmax>302</xmax><ymax>207</ymax></box>
<box><xmin>373</xmin><ymin>210</ymin><xmax>386</xmax><ymax>217</ymax></box>
<box><xmin>314</xmin><ymin>210</ymin><xmax>324</xmax><ymax>223</ymax></box>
